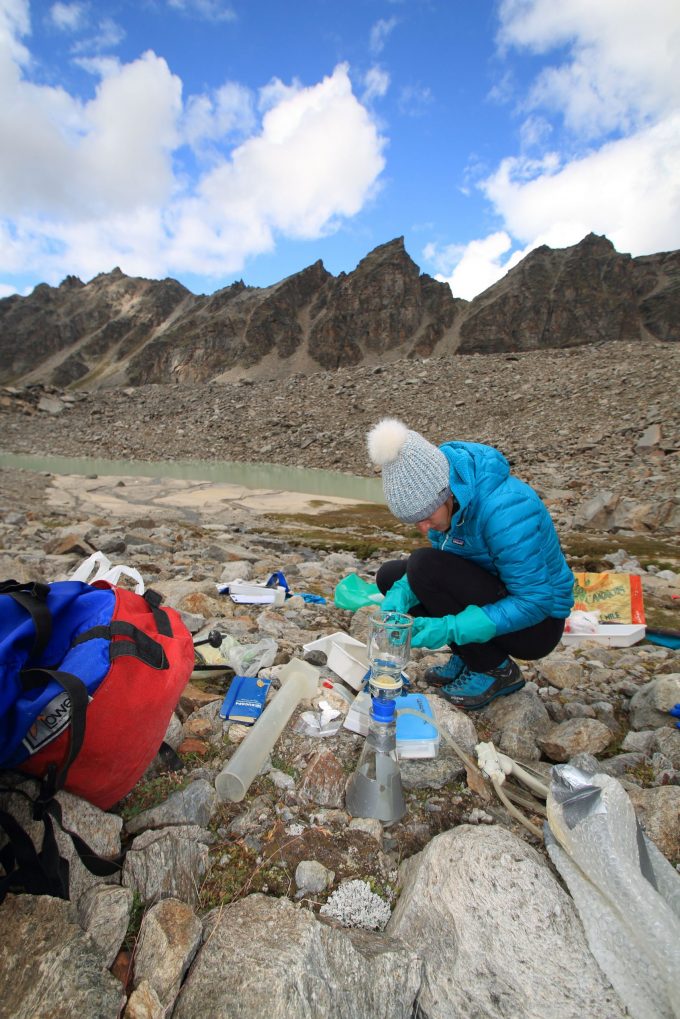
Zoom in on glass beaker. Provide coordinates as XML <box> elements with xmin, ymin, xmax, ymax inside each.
<box><xmin>367</xmin><ymin>610</ymin><xmax>412</xmax><ymax>699</ymax></box>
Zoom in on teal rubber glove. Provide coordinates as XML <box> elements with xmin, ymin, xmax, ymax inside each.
<box><xmin>381</xmin><ymin>574</ymin><xmax>419</xmax><ymax>614</ymax></box>
<box><xmin>411</xmin><ymin>605</ymin><xmax>496</xmax><ymax>648</ymax></box>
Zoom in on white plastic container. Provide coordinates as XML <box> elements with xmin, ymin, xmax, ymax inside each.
<box><xmin>327</xmin><ymin>640</ymin><xmax>371</xmax><ymax>690</ymax></box>
<box><xmin>561</xmin><ymin>624</ymin><xmax>646</xmax><ymax>648</ymax></box>
<box><xmin>302</xmin><ymin>632</ymin><xmax>365</xmax><ymax>657</ymax></box>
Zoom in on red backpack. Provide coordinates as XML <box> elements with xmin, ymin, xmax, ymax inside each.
<box><xmin>1</xmin><ymin>578</ymin><xmax>194</xmax><ymax>809</ymax></box>
<box><xmin>0</xmin><ymin>577</ymin><xmax>195</xmax><ymax>901</ymax></box>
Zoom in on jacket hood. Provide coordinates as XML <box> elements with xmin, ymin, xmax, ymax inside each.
<box><xmin>439</xmin><ymin>441</ymin><xmax>510</xmax><ymax>514</ymax></box>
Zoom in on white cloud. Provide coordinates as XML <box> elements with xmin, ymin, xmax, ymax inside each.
<box><xmin>50</xmin><ymin>2</ymin><xmax>85</xmax><ymax>32</ymax></box>
<box><xmin>0</xmin><ymin>46</ymin><xmax>181</xmax><ymax>218</ymax></box>
<box><xmin>426</xmin><ymin>232</ymin><xmax>524</xmax><ymax>301</ymax></box>
<box><xmin>0</xmin><ymin>0</ymin><xmax>30</xmax><ymax>66</ymax></box>
<box><xmin>487</xmin><ymin>0</ymin><xmax>680</xmax><ymax>257</ymax></box>
<box><xmin>362</xmin><ymin>66</ymin><xmax>390</xmax><ymax>103</ymax></box>
<box><xmin>183</xmin><ymin>81</ymin><xmax>255</xmax><ymax>149</ymax></box>
<box><xmin>497</xmin><ymin>0</ymin><xmax>680</xmax><ymax>136</ymax></box>
<box><xmin>483</xmin><ymin>114</ymin><xmax>680</xmax><ymax>255</ymax></box>
<box><xmin>168</xmin><ymin>64</ymin><xmax>386</xmax><ymax>273</ymax></box>
<box><xmin>398</xmin><ymin>83</ymin><xmax>433</xmax><ymax>116</ymax></box>
<box><xmin>257</xmin><ymin>75</ymin><xmax>300</xmax><ymax>113</ymax></box>
<box><xmin>71</xmin><ymin>17</ymin><xmax>125</xmax><ymax>54</ymax></box>
<box><xmin>73</xmin><ymin>54</ymin><xmax>120</xmax><ymax>78</ymax></box>
<box><xmin>426</xmin><ymin>0</ymin><xmax>680</xmax><ymax>298</ymax></box>
<box><xmin>0</xmin><ymin>7</ymin><xmax>386</xmax><ymax>290</ymax></box>
<box><xmin>167</xmin><ymin>0</ymin><xmax>236</xmax><ymax>23</ymax></box>
<box><xmin>369</xmin><ymin>17</ymin><xmax>398</xmax><ymax>55</ymax></box>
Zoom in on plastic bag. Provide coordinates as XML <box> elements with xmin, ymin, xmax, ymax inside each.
<box><xmin>573</xmin><ymin>572</ymin><xmax>645</xmax><ymax>624</ymax></box>
<box><xmin>545</xmin><ymin>766</ymin><xmax>680</xmax><ymax>1019</ymax></box>
<box><xmin>69</xmin><ymin>551</ymin><xmax>145</xmax><ymax>594</ymax></box>
<box><xmin>219</xmin><ymin>635</ymin><xmax>278</xmax><ymax>677</ymax></box>
<box><xmin>294</xmin><ymin>701</ymin><xmax>343</xmax><ymax>737</ymax></box>
<box><xmin>564</xmin><ymin>609</ymin><xmax>600</xmax><ymax>634</ymax></box>
<box><xmin>334</xmin><ymin>573</ymin><xmax>384</xmax><ymax>611</ymax></box>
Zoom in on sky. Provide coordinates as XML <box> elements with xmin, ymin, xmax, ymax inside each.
<box><xmin>1</xmin><ymin>1</ymin><xmax>679</xmax><ymax>303</ymax></box>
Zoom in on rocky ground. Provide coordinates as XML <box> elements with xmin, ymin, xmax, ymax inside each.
<box><xmin>2</xmin><ymin>338</ymin><xmax>680</xmax><ymax>529</ymax></box>
<box><xmin>1</xmin><ymin>339</ymin><xmax>680</xmax><ymax>1018</ymax></box>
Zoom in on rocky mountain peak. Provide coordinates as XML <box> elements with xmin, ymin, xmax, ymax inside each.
<box><xmin>0</xmin><ymin>234</ymin><xmax>678</xmax><ymax>389</ymax></box>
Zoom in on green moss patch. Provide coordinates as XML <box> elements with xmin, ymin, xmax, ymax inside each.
<box><xmin>119</xmin><ymin>771</ymin><xmax>191</xmax><ymax>823</ymax></box>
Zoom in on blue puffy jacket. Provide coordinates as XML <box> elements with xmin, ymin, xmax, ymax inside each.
<box><xmin>428</xmin><ymin>441</ymin><xmax>574</xmax><ymax>636</ymax></box>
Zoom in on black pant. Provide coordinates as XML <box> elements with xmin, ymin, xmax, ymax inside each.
<box><xmin>376</xmin><ymin>547</ymin><xmax>564</xmax><ymax>672</ymax></box>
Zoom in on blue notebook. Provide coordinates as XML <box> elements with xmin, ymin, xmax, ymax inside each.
<box><xmin>219</xmin><ymin>675</ymin><xmax>271</xmax><ymax>725</ymax></box>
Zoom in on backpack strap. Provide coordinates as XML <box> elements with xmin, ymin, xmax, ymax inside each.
<box><xmin>21</xmin><ymin>668</ymin><xmax>89</xmax><ymax>795</ymax></box>
<box><xmin>144</xmin><ymin>589</ymin><xmax>173</xmax><ymax>636</ymax></box>
<box><xmin>42</xmin><ymin>797</ymin><xmax>123</xmax><ymax>878</ymax></box>
<box><xmin>0</xmin><ymin>799</ymin><xmax>69</xmax><ymax>900</ymax></box>
<box><xmin>0</xmin><ymin>581</ymin><xmax>52</xmax><ymax>662</ymax></box>
<box><xmin>0</xmin><ymin>786</ymin><xmax>122</xmax><ymax>904</ymax></box>
<box><xmin>72</xmin><ymin>622</ymin><xmax>169</xmax><ymax>670</ymax></box>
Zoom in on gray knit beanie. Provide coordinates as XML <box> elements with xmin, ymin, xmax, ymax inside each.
<box><xmin>367</xmin><ymin>418</ymin><xmax>450</xmax><ymax>523</ymax></box>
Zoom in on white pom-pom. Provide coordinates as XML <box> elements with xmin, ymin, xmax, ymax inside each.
<box><xmin>367</xmin><ymin>418</ymin><xmax>409</xmax><ymax>466</ymax></box>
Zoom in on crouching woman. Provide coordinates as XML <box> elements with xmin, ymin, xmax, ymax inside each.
<box><xmin>368</xmin><ymin>418</ymin><xmax>574</xmax><ymax>710</ymax></box>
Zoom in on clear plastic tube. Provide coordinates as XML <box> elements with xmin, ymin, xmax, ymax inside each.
<box><xmin>215</xmin><ymin>658</ymin><xmax>320</xmax><ymax>802</ymax></box>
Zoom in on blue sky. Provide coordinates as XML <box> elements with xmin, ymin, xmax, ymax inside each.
<box><xmin>1</xmin><ymin>0</ymin><xmax>679</xmax><ymax>301</ymax></box>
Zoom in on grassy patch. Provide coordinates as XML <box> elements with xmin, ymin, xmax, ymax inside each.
<box><xmin>260</xmin><ymin>509</ymin><xmax>680</xmax><ymax>568</ymax></box>
<box><xmin>261</xmin><ymin>504</ymin><xmax>419</xmax><ymax>557</ymax></box>
<box><xmin>563</xmin><ymin>533</ymin><xmax>680</xmax><ymax>571</ymax></box>
<box><xmin>179</xmin><ymin>741</ymin><xmax>225</xmax><ymax>768</ymax></box>
<box><xmin>122</xmin><ymin>891</ymin><xmax>146</xmax><ymax>951</ymax></box>
<box><xmin>199</xmin><ymin>836</ymin><xmax>294</xmax><ymax>910</ymax></box>
<box><xmin>625</xmin><ymin>761</ymin><xmax>656</xmax><ymax>786</ymax></box>
<box><xmin>364</xmin><ymin>874</ymin><xmax>397</xmax><ymax>903</ymax></box>
<box><xmin>119</xmin><ymin>771</ymin><xmax>191</xmax><ymax>823</ymax></box>
<box><xmin>270</xmin><ymin>753</ymin><xmax>299</xmax><ymax>780</ymax></box>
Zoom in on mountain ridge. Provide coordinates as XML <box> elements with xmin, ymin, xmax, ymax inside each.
<box><xmin>1</xmin><ymin>233</ymin><xmax>678</xmax><ymax>389</ymax></box>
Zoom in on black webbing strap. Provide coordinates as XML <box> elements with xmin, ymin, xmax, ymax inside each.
<box><xmin>144</xmin><ymin>588</ymin><xmax>173</xmax><ymax>637</ymax></box>
<box><xmin>43</xmin><ymin>798</ymin><xmax>122</xmax><ymax>878</ymax></box>
<box><xmin>0</xmin><ymin>581</ymin><xmax>52</xmax><ymax>663</ymax></box>
<box><xmin>0</xmin><ymin>789</ymin><xmax>122</xmax><ymax>904</ymax></box>
<box><xmin>20</xmin><ymin>668</ymin><xmax>89</xmax><ymax>796</ymax></box>
<box><xmin>72</xmin><ymin>621</ymin><xmax>169</xmax><ymax>670</ymax></box>
<box><xmin>0</xmin><ymin>802</ymin><xmax>69</xmax><ymax>900</ymax></box>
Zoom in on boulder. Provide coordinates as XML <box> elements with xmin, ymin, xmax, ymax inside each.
<box><xmin>0</xmin><ymin>894</ymin><xmax>123</xmax><ymax>1018</ymax></box>
<box><xmin>76</xmin><ymin>884</ymin><xmax>133</xmax><ymax>967</ymax></box>
<box><xmin>125</xmin><ymin>779</ymin><xmax>217</xmax><ymax>835</ymax></box>
<box><xmin>122</xmin><ymin>826</ymin><xmax>211</xmax><ymax>908</ymax></box>
<box><xmin>387</xmin><ymin>825</ymin><xmax>625</xmax><ymax>1019</ymax></box>
<box><xmin>627</xmin><ymin>785</ymin><xmax>680</xmax><ymax>860</ymax></box>
<box><xmin>173</xmin><ymin>894</ymin><xmax>422</xmax><ymax>1019</ymax></box>
<box><xmin>537</xmin><ymin>718</ymin><xmax>613</xmax><ymax>762</ymax></box>
<box><xmin>133</xmin><ymin>898</ymin><xmax>202</xmax><ymax>1011</ymax></box>
<box><xmin>629</xmin><ymin>674</ymin><xmax>680</xmax><ymax>730</ymax></box>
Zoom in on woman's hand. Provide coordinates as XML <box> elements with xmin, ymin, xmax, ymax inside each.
<box><xmin>411</xmin><ymin>606</ymin><xmax>496</xmax><ymax>648</ymax></box>
<box><xmin>381</xmin><ymin>574</ymin><xmax>419</xmax><ymax>614</ymax></box>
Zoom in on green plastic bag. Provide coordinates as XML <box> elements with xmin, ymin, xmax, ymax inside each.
<box><xmin>334</xmin><ymin>573</ymin><xmax>384</xmax><ymax>611</ymax></box>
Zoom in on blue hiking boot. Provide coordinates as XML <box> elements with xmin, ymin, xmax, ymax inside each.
<box><xmin>424</xmin><ymin>653</ymin><xmax>467</xmax><ymax>687</ymax></box>
<box><xmin>439</xmin><ymin>658</ymin><xmax>524</xmax><ymax>710</ymax></box>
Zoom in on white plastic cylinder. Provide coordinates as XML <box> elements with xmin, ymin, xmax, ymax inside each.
<box><xmin>215</xmin><ymin>658</ymin><xmax>320</xmax><ymax>802</ymax></box>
